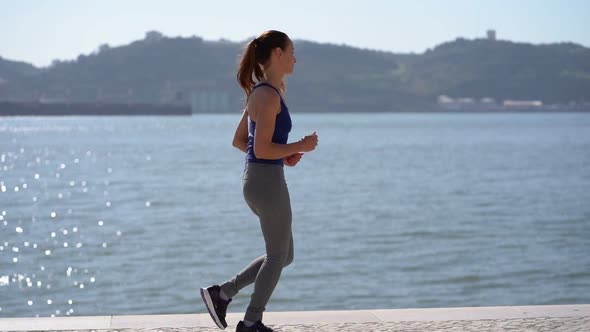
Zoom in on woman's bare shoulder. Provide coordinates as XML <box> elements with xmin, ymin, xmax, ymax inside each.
<box><xmin>250</xmin><ymin>86</ymin><xmax>280</xmax><ymax>103</ymax></box>
<box><xmin>248</xmin><ymin>87</ymin><xmax>281</xmax><ymax>114</ymax></box>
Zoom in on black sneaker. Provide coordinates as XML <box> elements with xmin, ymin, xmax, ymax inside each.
<box><xmin>200</xmin><ymin>285</ymin><xmax>232</xmax><ymax>329</ymax></box>
<box><xmin>235</xmin><ymin>320</ymin><xmax>274</xmax><ymax>332</ymax></box>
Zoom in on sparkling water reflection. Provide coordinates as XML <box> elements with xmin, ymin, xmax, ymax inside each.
<box><xmin>1</xmin><ymin>113</ymin><xmax>589</xmax><ymax>318</ymax></box>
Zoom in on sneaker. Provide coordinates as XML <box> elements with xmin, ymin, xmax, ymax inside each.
<box><xmin>200</xmin><ymin>285</ymin><xmax>231</xmax><ymax>329</ymax></box>
<box><xmin>235</xmin><ymin>320</ymin><xmax>274</xmax><ymax>332</ymax></box>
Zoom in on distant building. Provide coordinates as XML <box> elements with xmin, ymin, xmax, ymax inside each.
<box><xmin>456</xmin><ymin>97</ymin><xmax>474</xmax><ymax>104</ymax></box>
<box><xmin>437</xmin><ymin>95</ymin><xmax>454</xmax><ymax>104</ymax></box>
<box><xmin>190</xmin><ymin>91</ymin><xmax>229</xmax><ymax>113</ymax></box>
<box><xmin>38</xmin><ymin>95</ymin><xmax>68</xmax><ymax>104</ymax></box>
<box><xmin>437</xmin><ymin>95</ymin><xmax>501</xmax><ymax>111</ymax></box>
<box><xmin>503</xmin><ymin>100</ymin><xmax>543</xmax><ymax>108</ymax></box>
<box><xmin>437</xmin><ymin>95</ymin><xmax>477</xmax><ymax>110</ymax></box>
<box><xmin>145</xmin><ymin>30</ymin><xmax>164</xmax><ymax>42</ymax></box>
<box><xmin>159</xmin><ymin>80</ymin><xmax>230</xmax><ymax>112</ymax></box>
<box><xmin>487</xmin><ymin>29</ymin><xmax>496</xmax><ymax>41</ymax></box>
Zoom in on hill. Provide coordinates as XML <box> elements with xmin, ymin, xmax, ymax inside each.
<box><xmin>1</xmin><ymin>31</ymin><xmax>588</xmax><ymax>112</ymax></box>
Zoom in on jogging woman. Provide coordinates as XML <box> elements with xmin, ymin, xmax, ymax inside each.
<box><xmin>200</xmin><ymin>30</ymin><xmax>318</xmax><ymax>332</ymax></box>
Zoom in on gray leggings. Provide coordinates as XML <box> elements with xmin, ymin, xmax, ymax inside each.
<box><xmin>220</xmin><ymin>162</ymin><xmax>293</xmax><ymax>322</ymax></box>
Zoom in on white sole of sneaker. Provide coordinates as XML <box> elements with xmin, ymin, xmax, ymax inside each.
<box><xmin>200</xmin><ymin>287</ymin><xmax>225</xmax><ymax>329</ymax></box>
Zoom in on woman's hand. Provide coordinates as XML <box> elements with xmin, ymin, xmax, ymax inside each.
<box><xmin>297</xmin><ymin>131</ymin><xmax>318</xmax><ymax>152</ymax></box>
<box><xmin>284</xmin><ymin>152</ymin><xmax>304</xmax><ymax>167</ymax></box>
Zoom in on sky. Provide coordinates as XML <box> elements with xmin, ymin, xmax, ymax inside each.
<box><xmin>1</xmin><ymin>0</ymin><xmax>588</xmax><ymax>67</ymax></box>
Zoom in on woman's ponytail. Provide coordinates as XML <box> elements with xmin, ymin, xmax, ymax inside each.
<box><xmin>237</xmin><ymin>40</ymin><xmax>264</xmax><ymax>97</ymax></box>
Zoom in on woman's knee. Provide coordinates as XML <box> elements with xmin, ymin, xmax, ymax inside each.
<box><xmin>267</xmin><ymin>250</ymin><xmax>292</xmax><ymax>268</ymax></box>
<box><xmin>283</xmin><ymin>248</ymin><xmax>293</xmax><ymax>267</ymax></box>
<box><xmin>283</xmin><ymin>255</ymin><xmax>293</xmax><ymax>267</ymax></box>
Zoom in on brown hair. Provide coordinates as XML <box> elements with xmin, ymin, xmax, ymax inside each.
<box><xmin>237</xmin><ymin>30</ymin><xmax>290</xmax><ymax>97</ymax></box>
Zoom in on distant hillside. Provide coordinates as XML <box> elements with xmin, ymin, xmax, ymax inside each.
<box><xmin>0</xmin><ymin>31</ymin><xmax>589</xmax><ymax>111</ymax></box>
<box><xmin>0</xmin><ymin>56</ymin><xmax>40</xmax><ymax>80</ymax></box>
<box><xmin>0</xmin><ymin>56</ymin><xmax>41</xmax><ymax>98</ymax></box>
<box><xmin>402</xmin><ymin>38</ymin><xmax>590</xmax><ymax>103</ymax></box>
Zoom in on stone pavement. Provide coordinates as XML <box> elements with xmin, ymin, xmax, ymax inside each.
<box><xmin>1</xmin><ymin>304</ymin><xmax>589</xmax><ymax>332</ymax></box>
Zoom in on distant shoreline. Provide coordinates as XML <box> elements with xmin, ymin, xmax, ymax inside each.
<box><xmin>0</xmin><ymin>101</ymin><xmax>588</xmax><ymax>116</ymax></box>
<box><xmin>0</xmin><ymin>101</ymin><xmax>191</xmax><ymax>116</ymax></box>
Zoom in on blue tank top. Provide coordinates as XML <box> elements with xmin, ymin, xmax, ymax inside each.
<box><xmin>246</xmin><ymin>82</ymin><xmax>292</xmax><ymax>166</ymax></box>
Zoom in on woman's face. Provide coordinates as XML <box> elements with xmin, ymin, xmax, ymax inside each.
<box><xmin>280</xmin><ymin>40</ymin><xmax>296</xmax><ymax>74</ymax></box>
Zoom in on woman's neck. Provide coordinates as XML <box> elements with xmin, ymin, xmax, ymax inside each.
<box><xmin>262</xmin><ymin>69</ymin><xmax>284</xmax><ymax>91</ymax></box>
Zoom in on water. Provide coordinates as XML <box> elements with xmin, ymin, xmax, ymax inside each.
<box><xmin>1</xmin><ymin>112</ymin><xmax>589</xmax><ymax>318</ymax></box>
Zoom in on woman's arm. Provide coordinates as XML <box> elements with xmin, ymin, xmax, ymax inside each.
<box><xmin>251</xmin><ymin>87</ymin><xmax>305</xmax><ymax>159</ymax></box>
<box><xmin>232</xmin><ymin>109</ymin><xmax>249</xmax><ymax>153</ymax></box>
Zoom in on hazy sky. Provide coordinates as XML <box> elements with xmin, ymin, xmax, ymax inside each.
<box><xmin>1</xmin><ymin>0</ymin><xmax>588</xmax><ymax>67</ymax></box>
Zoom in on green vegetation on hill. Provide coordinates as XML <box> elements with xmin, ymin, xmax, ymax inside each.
<box><xmin>405</xmin><ymin>38</ymin><xmax>590</xmax><ymax>103</ymax></box>
<box><xmin>1</xmin><ymin>32</ymin><xmax>588</xmax><ymax>111</ymax></box>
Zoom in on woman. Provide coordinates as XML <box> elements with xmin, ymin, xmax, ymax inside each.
<box><xmin>200</xmin><ymin>30</ymin><xmax>318</xmax><ymax>332</ymax></box>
